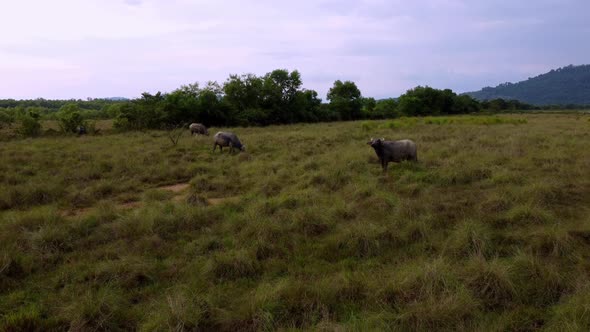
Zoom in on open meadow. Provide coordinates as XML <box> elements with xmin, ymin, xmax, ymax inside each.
<box><xmin>1</xmin><ymin>114</ymin><xmax>590</xmax><ymax>331</ymax></box>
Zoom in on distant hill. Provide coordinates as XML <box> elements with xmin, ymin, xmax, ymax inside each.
<box><xmin>106</xmin><ymin>97</ymin><xmax>129</xmax><ymax>101</ymax></box>
<box><xmin>465</xmin><ymin>64</ymin><xmax>590</xmax><ymax>105</ymax></box>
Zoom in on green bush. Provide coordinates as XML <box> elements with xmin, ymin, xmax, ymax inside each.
<box><xmin>57</xmin><ymin>103</ymin><xmax>86</xmax><ymax>133</ymax></box>
<box><xmin>0</xmin><ymin>110</ymin><xmax>13</xmax><ymax>129</ymax></box>
<box><xmin>16</xmin><ymin>110</ymin><xmax>41</xmax><ymax>137</ymax></box>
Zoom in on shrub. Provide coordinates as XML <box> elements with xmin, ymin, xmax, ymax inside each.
<box><xmin>57</xmin><ymin>103</ymin><xmax>86</xmax><ymax>133</ymax></box>
<box><xmin>16</xmin><ymin>110</ymin><xmax>41</xmax><ymax>137</ymax></box>
<box><xmin>0</xmin><ymin>110</ymin><xmax>13</xmax><ymax>129</ymax></box>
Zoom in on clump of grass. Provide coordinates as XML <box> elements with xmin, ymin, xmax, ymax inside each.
<box><xmin>378</xmin><ymin>259</ymin><xmax>478</xmax><ymax>330</ymax></box>
<box><xmin>500</xmin><ymin>204</ymin><xmax>554</xmax><ymax>226</ymax></box>
<box><xmin>489</xmin><ymin>306</ymin><xmax>547</xmax><ymax>331</ymax></box>
<box><xmin>322</xmin><ymin>223</ymin><xmax>403</xmax><ymax>260</ymax></box>
<box><xmin>380</xmin><ymin>117</ymin><xmax>419</xmax><ymax>129</ymax></box>
<box><xmin>142</xmin><ymin>188</ymin><xmax>174</xmax><ymax>202</ymax></box>
<box><xmin>423</xmin><ymin>115</ymin><xmax>527</xmax><ymax>125</ymax></box>
<box><xmin>0</xmin><ymin>180</ymin><xmax>66</xmax><ymax>210</ymax></box>
<box><xmin>462</xmin><ymin>257</ymin><xmax>515</xmax><ymax>309</ymax></box>
<box><xmin>379</xmin><ymin>259</ymin><xmax>462</xmax><ymax>305</ymax></box>
<box><xmin>395</xmin><ymin>288</ymin><xmax>477</xmax><ymax>331</ymax></box>
<box><xmin>29</xmin><ymin>222</ymin><xmax>75</xmax><ymax>255</ymax></box>
<box><xmin>111</xmin><ymin>204</ymin><xmax>218</xmax><ymax>241</ymax></box>
<box><xmin>80</xmin><ymin>256</ymin><xmax>156</xmax><ymax>289</ymax></box>
<box><xmin>360</xmin><ymin>121</ymin><xmax>376</xmax><ymax>131</ymax></box>
<box><xmin>141</xmin><ymin>288</ymin><xmax>214</xmax><ymax>331</ymax></box>
<box><xmin>59</xmin><ymin>287</ymin><xmax>134</xmax><ymax>331</ymax></box>
<box><xmin>206</xmin><ymin>250</ymin><xmax>261</xmax><ymax>281</ymax></box>
<box><xmin>509</xmin><ymin>253</ymin><xmax>569</xmax><ymax>306</ymax></box>
<box><xmin>445</xmin><ymin>220</ymin><xmax>492</xmax><ymax>257</ymax></box>
<box><xmin>308</xmin><ymin>168</ymin><xmax>352</xmax><ymax>191</ymax></box>
<box><xmin>436</xmin><ymin>166</ymin><xmax>492</xmax><ymax>185</ymax></box>
<box><xmin>545</xmin><ymin>285</ymin><xmax>590</xmax><ymax>331</ymax></box>
<box><xmin>527</xmin><ymin>226</ymin><xmax>577</xmax><ymax>258</ymax></box>
<box><xmin>0</xmin><ymin>303</ymin><xmax>65</xmax><ymax>331</ymax></box>
<box><xmin>244</xmin><ymin>278</ymin><xmax>334</xmax><ymax>330</ymax></box>
<box><xmin>292</xmin><ymin>207</ymin><xmax>331</xmax><ymax>237</ymax></box>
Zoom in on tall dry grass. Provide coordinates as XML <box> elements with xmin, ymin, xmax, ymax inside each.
<box><xmin>1</xmin><ymin>114</ymin><xmax>590</xmax><ymax>330</ymax></box>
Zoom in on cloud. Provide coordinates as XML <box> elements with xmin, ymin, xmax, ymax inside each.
<box><xmin>0</xmin><ymin>0</ymin><xmax>588</xmax><ymax>99</ymax></box>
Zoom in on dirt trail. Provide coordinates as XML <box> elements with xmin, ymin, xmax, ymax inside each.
<box><xmin>60</xmin><ymin>181</ymin><xmax>238</xmax><ymax>218</ymax></box>
<box><xmin>159</xmin><ymin>183</ymin><xmax>190</xmax><ymax>193</ymax></box>
<box><xmin>60</xmin><ymin>207</ymin><xmax>93</xmax><ymax>218</ymax></box>
<box><xmin>207</xmin><ymin>196</ymin><xmax>240</xmax><ymax>206</ymax></box>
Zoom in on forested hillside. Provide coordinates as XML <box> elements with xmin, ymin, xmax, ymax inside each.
<box><xmin>465</xmin><ymin>64</ymin><xmax>590</xmax><ymax>105</ymax></box>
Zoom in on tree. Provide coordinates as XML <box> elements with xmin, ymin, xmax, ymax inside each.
<box><xmin>164</xmin><ymin>88</ymin><xmax>199</xmax><ymax>126</ymax></box>
<box><xmin>114</xmin><ymin>92</ymin><xmax>167</xmax><ymax>130</ymax></box>
<box><xmin>327</xmin><ymin>80</ymin><xmax>363</xmax><ymax>121</ymax></box>
<box><xmin>0</xmin><ymin>110</ymin><xmax>13</xmax><ymax>129</ymax></box>
<box><xmin>293</xmin><ymin>89</ymin><xmax>322</xmax><ymax>122</ymax></box>
<box><xmin>372</xmin><ymin>98</ymin><xmax>399</xmax><ymax>119</ymax></box>
<box><xmin>57</xmin><ymin>103</ymin><xmax>85</xmax><ymax>133</ymax></box>
<box><xmin>223</xmin><ymin>74</ymin><xmax>263</xmax><ymax>113</ymax></box>
<box><xmin>261</xmin><ymin>69</ymin><xmax>303</xmax><ymax>124</ymax></box>
<box><xmin>453</xmin><ymin>95</ymin><xmax>480</xmax><ymax>114</ymax></box>
<box><xmin>397</xmin><ymin>95</ymin><xmax>425</xmax><ymax>117</ymax></box>
<box><xmin>362</xmin><ymin>97</ymin><xmax>376</xmax><ymax>113</ymax></box>
<box><xmin>198</xmin><ymin>82</ymin><xmax>230</xmax><ymax>126</ymax></box>
<box><xmin>396</xmin><ymin>86</ymin><xmax>481</xmax><ymax>116</ymax></box>
<box><xmin>16</xmin><ymin>108</ymin><xmax>41</xmax><ymax>137</ymax></box>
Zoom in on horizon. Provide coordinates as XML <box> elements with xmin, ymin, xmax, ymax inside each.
<box><xmin>1</xmin><ymin>0</ymin><xmax>589</xmax><ymax>100</ymax></box>
<box><xmin>1</xmin><ymin>63</ymin><xmax>588</xmax><ymax>102</ymax></box>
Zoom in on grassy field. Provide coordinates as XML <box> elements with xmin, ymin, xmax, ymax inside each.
<box><xmin>1</xmin><ymin>114</ymin><xmax>590</xmax><ymax>331</ymax></box>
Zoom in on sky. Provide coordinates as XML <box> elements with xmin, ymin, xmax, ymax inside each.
<box><xmin>1</xmin><ymin>0</ymin><xmax>588</xmax><ymax>100</ymax></box>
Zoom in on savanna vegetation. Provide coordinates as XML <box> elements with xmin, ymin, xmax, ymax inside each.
<box><xmin>2</xmin><ymin>113</ymin><xmax>590</xmax><ymax>331</ymax></box>
<box><xmin>4</xmin><ymin>69</ymin><xmax>540</xmax><ymax>141</ymax></box>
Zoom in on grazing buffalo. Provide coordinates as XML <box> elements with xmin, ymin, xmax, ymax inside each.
<box><xmin>368</xmin><ymin>137</ymin><xmax>417</xmax><ymax>172</ymax></box>
<box><xmin>77</xmin><ymin>125</ymin><xmax>87</xmax><ymax>135</ymax></box>
<box><xmin>213</xmin><ymin>132</ymin><xmax>246</xmax><ymax>153</ymax></box>
<box><xmin>189</xmin><ymin>123</ymin><xmax>209</xmax><ymax>136</ymax></box>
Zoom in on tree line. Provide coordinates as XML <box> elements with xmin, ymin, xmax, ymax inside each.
<box><xmin>106</xmin><ymin>70</ymin><xmax>487</xmax><ymax>130</ymax></box>
<box><xmin>3</xmin><ymin>68</ymin><xmax>570</xmax><ymax>137</ymax></box>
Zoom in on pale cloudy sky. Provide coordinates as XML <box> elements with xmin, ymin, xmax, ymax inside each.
<box><xmin>0</xmin><ymin>0</ymin><xmax>588</xmax><ymax>100</ymax></box>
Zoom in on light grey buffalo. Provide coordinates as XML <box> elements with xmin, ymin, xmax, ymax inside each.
<box><xmin>367</xmin><ymin>138</ymin><xmax>417</xmax><ymax>172</ymax></box>
<box><xmin>213</xmin><ymin>131</ymin><xmax>246</xmax><ymax>153</ymax></box>
<box><xmin>189</xmin><ymin>123</ymin><xmax>209</xmax><ymax>136</ymax></box>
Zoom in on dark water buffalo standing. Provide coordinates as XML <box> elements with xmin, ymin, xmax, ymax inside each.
<box><xmin>368</xmin><ymin>138</ymin><xmax>417</xmax><ymax>171</ymax></box>
<box><xmin>213</xmin><ymin>132</ymin><xmax>246</xmax><ymax>153</ymax></box>
<box><xmin>189</xmin><ymin>123</ymin><xmax>209</xmax><ymax>136</ymax></box>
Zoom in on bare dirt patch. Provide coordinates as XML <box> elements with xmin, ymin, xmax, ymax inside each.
<box><xmin>207</xmin><ymin>196</ymin><xmax>240</xmax><ymax>206</ymax></box>
<box><xmin>60</xmin><ymin>182</ymin><xmax>202</xmax><ymax>217</ymax></box>
<box><xmin>60</xmin><ymin>207</ymin><xmax>94</xmax><ymax>218</ymax></box>
<box><xmin>159</xmin><ymin>183</ymin><xmax>190</xmax><ymax>193</ymax></box>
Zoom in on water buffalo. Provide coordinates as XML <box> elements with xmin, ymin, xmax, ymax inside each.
<box><xmin>189</xmin><ymin>123</ymin><xmax>209</xmax><ymax>136</ymax></box>
<box><xmin>368</xmin><ymin>137</ymin><xmax>417</xmax><ymax>171</ymax></box>
<box><xmin>213</xmin><ymin>131</ymin><xmax>246</xmax><ymax>153</ymax></box>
